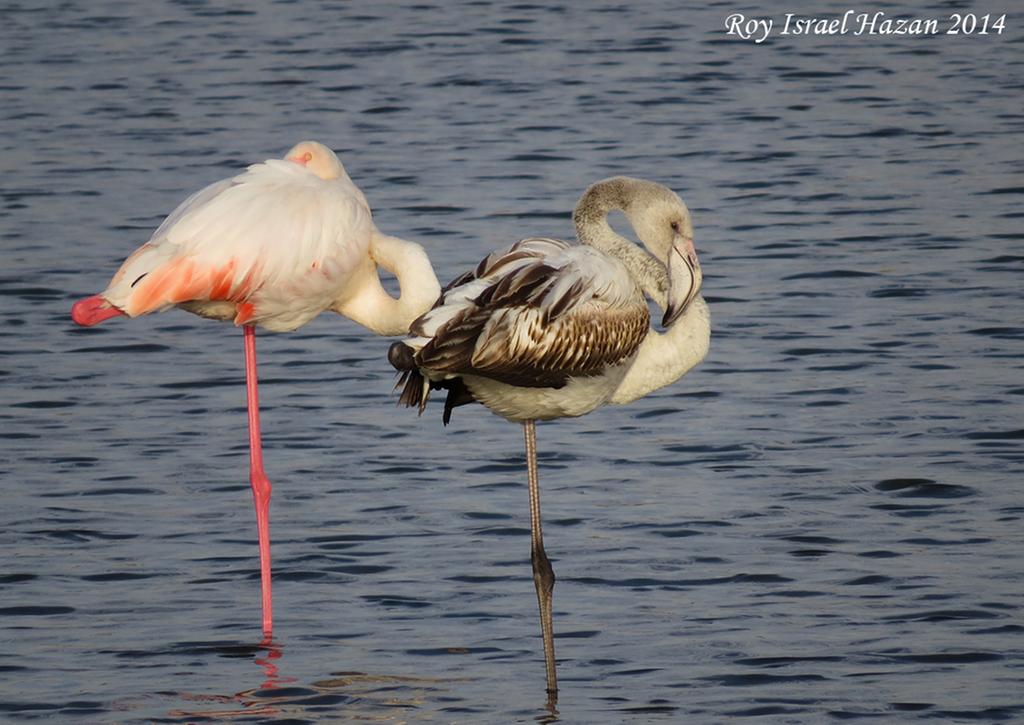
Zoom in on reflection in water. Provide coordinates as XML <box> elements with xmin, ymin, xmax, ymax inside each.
<box><xmin>253</xmin><ymin>635</ymin><xmax>292</xmax><ymax>692</ymax></box>
<box><xmin>165</xmin><ymin>638</ymin><xmax>294</xmax><ymax>721</ymax></box>
<box><xmin>540</xmin><ymin>693</ymin><xmax>560</xmax><ymax>724</ymax></box>
<box><xmin>160</xmin><ymin>638</ymin><xmax>477</xmax><ymax>722</ymax></box>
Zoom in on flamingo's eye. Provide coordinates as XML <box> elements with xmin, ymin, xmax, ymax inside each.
<box><xmin>670</xmin><ymin>220</ymin><xmax>680</xmax><ymax>232</ymax></box>
<box><xmin>302</xmin><ymin>152</ymin><xmax>313</xmax><ymax>162</ymax></box>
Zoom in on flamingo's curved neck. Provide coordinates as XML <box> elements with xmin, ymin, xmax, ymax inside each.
<box><xmin>577</xmin><ymin>214</ymin><xmax>668</xmax><ymax>308</ymax></box>
<box><xmin>333</xmin><ymin>229</ymin><xmax>440</xmax><ymax>336</ymax></box>
<box><xmin>574</xmin><ymin>181</ymin><xmax>669</xmax><ymax>309</ymax></box>
<box><xmin>609</xmin><ymin>296</ymin><xmax>710</xmax><ymax>404</ymax></box>
<box><xmin>573</xmin><ymin>183</ymin><xmax>711</xmax><ymax>405</ymax></box>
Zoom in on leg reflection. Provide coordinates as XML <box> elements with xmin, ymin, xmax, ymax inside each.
<box><xmin>255</xmin><ymin>635</ymin><xmax>292</xmax><ymax>691</ymax></box>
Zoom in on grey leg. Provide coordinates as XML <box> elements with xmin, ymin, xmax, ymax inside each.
<box><xmin>523</xmin><ymin>420</ymin><xmax>558</xmax><ymax>699</ymax></box>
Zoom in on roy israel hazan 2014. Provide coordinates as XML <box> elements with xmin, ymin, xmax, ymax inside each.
<box><xmin>724</xmin><ymin>11</ymin><xmax>973</xmax><ymax>44</ymax></box>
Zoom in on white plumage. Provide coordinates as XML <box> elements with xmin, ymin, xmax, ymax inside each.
<box><xmin>94</xmin><ymin>143</ymin><xmax>379</xmax><ymax>332</ymax></box>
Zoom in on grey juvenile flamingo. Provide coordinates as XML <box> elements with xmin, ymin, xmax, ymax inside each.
<box><xmin>388</xmin><ymin>177</ymin><xmax>711</xmax><ymax>698</ymax></box>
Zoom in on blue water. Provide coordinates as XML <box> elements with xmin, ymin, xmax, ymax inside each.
<box><xmin>2</xmin><ymin>1</ymin><xmax>1023</xmax><ymax>722</ymax></box>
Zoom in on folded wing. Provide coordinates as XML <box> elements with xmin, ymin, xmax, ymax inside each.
<box><xmin>101</xmin><ymin>159</ymin><xmax>372</xmax><ymax>328</ymax></box>
<box><xmin>409</xmin><ymin>237</ymin><xmax>650</xmax><ymax>389</ymax></box>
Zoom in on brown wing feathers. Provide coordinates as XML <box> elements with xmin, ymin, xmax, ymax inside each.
<box><xmin>389</xmin><ymin>237</ymin><xmax>649</xmax><ymax>420</ymax></box>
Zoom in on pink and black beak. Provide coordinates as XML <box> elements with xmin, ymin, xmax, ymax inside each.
<box><xmin>662</xmin><ymin>234</ymin><xmax>702</xmax><ymax>327</ymax></box>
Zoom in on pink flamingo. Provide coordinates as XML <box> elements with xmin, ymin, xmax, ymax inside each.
<box><xmin>71</xmin><ymin>141</ymin><xmax>440</xmax><ymax>635</ymax></box>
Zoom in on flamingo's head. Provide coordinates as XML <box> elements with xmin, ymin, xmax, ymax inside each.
<box><xmin>285</xmin><ymin>140</ymin><xmax>345</xmax><ymax>180</ymax></box>
<box><xmin>626</xmin><ymin>185</ymin><xmax>701</xmax><ymax>327</ymax></box>
<box><xmin>575</xmin><ymin>177</ymin><xmax>703</xmax><ymax>328</ymax></box>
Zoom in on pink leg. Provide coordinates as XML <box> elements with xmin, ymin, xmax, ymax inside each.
<box><xmin>244</xmin><ymin>325</ymin><xmax>273</xmax><ymax>635</ymax></box>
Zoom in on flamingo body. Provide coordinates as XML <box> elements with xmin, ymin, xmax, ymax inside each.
<box><xmin>72</xmin><ymin>140</ymin><xmax>440</xmax><ymax>635</ymax></box>
<box><xmin>389</xmin><ymin>177</ymin><xmax>709</xmax><ymax>701</ymax></box>
<box><xmin>76</xmin><ymin>146</ymin><xmax>375</xmax><ymax>332</ymax></box>
<box><xmin>394</xmin><ymin>237</ymin><xmax>651</xmax><ymax>421</ymax></box>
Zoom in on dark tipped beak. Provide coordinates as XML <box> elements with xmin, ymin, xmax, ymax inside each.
<box><xmin>662</xmin><ymin>235</ymin><xmax>702</xmax><ymax>327</ymax></box>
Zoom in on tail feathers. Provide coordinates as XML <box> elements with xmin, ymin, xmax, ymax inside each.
<box><xmin>101</xmin><ymin>242</ymin><xmax>171</xmax><ymax>315</ymax></box>
<box><xmin>441</xmin><ymin>378</ymin><xmax>474</xmax><ymax>425</ymax></box>
<box><xmin>389</xmin><ymin>341</ymin><xmax>430</xmax><ymax>413</ymax></box>
<box><xmin>394</xmin><ymin>369</ymin><xmax>431</xmax><ymax>413</ymax></box>
<box><xmin>102</xmin><ymin>243</ymin><xmax>259</xmax><ymax>318</ymax></box>
<box><xmin>388</xmin><ymin>340</ymin><xmax>476</xmax><ymax>424</ymax></box>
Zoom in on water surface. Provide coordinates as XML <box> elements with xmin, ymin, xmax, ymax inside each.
<box><xmin>2</xmin><ymin>1</ymin><xmax>1022</xmax><ymax>722</ymax></box>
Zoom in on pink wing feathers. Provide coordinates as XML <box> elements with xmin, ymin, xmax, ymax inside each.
<box><xmin>96</xmin><ymin>158</ymin><xmax>373</xmax><ymax>332</ymax></box>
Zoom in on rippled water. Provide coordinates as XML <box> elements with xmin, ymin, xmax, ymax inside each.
<box><xmin>2</xmin><ymin>1</ymin><xmax>1023</xmax><ymax>722</ymax></box>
